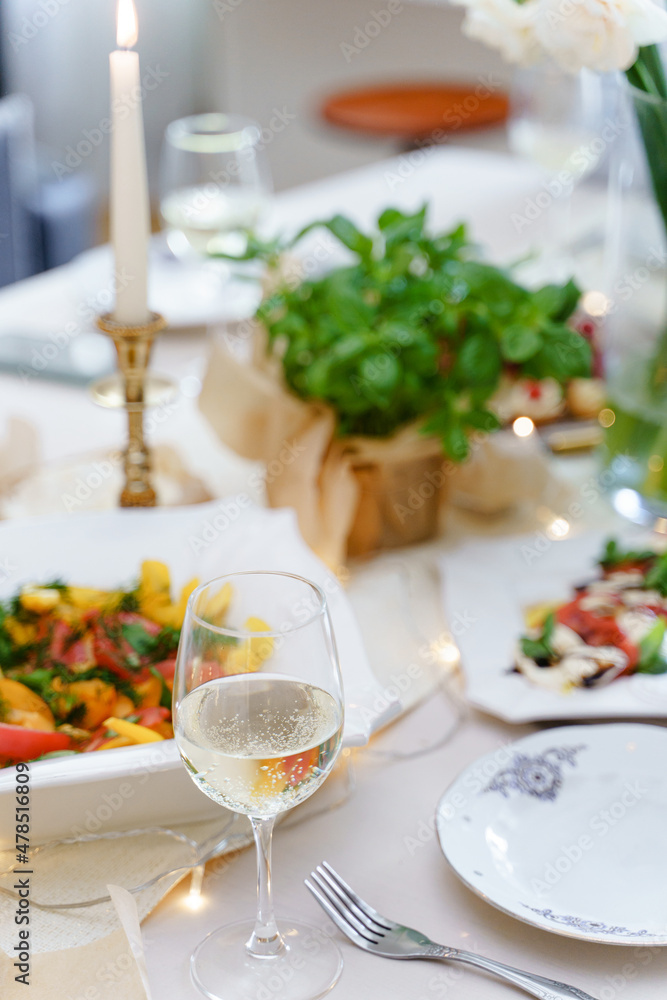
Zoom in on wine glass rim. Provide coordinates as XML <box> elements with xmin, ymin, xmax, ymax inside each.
<box><xmin>189</xmin><ymin>570</ymin><xmax>329</xmax><ymax>638</ymax></box>
<box><xmin>165</xmin><ymin>113</ymin><xmax>262</xmax><ymax>153</ymax></box>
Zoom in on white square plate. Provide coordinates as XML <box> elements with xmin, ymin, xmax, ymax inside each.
<box><xmin>440</xmin><ymin>529</ymin><xmax>667</xmax><ymax>723</ymax></box>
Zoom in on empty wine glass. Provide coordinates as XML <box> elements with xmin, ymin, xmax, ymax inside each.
<box><xmin>173</xmin><ymin>571</ymin><xmax>345</xmax><ymax>1000</ymax></box>
<box><xmin>508</xmin><ymin>62</ymin><xmax>612</xmax><ymax>281</ymax></box>
<box><xmin>159</xmin><ymin>112</ymin><xmax>271</xmax><ymax>261</ymax></box>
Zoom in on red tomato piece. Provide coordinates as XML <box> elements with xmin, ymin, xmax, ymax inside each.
<box><xmin>117</xmin><ymin>612</ymin><xmax>162</xmax><ymax>637</ymax></box>
<box><xmin>62</xmin><ymin>634</ymin><xmax>95</xmax><ymax>668</ymax></box>
<box><xmin>0</xmin><ymin>723</ymin><xmax>71</xmax><ymax>764</ymax></box>
<box><xmin>151</xmin><ymin>658</ymin><xmax>177</xmax><ymax>682</ymax></box>
<box><xmin>81</xmin><ymin>726</ymin><xmax>110</xmax><ymax>752</ymax></box>
<box><xmin>282</xmin><ymin>747</ymin><xmax>319</xmax><ymax>786</ymax></box>
<box><xmin>89</xmin><ymin>622</ymin><xmax>135</xmax><ymax>679</ymax></box>
<box><xmin>133</xmin><ymin>706</ymin><xmax>170</xmax><ymax>728</ymax></box>
<box><xmin>87</xmin><ymin>612</ymin><xmax>163</xmax><ymax>677</ymax></box>
<box><xmin>556</xmin><ymin>597</ymin><xmax>639</xmax><ymax>671</ymax></box>
<box><xmin>50</xmin><ymin>619</ymin><xmax>76</xmax><ymax>660</ymax></box>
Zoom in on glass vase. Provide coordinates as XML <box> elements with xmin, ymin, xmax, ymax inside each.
<box><xmin>601</xmin><ymin>82</ymin><xmax>667</xmax><ymax>523</ymax></box>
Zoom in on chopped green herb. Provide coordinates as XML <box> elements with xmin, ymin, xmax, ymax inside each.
<box><xmin>122</xmin><ymin>622</ymin><xmax>157</xmax><ymax>657</ymax></box>
<box><xmin>644</xmin><ymin>550</ymin><xmax>667</xmax><ymax>596</ymax></box>
<box><xmin>520</xmin><ymin>612</ymin><xmax>556</xmax><ymax>662</ymax></box>
<box><xmin>637</xmin><ymin>619</ymin><xmax>667</xmax><ymax>673</ymax></box>
<box><xmin>149</xmin><ymin>665</ymin><xmax>173</xmax><ymax>710</ymax></box>
<box><xmin>599</xmin><ymin>539</ymin><xmax>656</xmax><ymax>569</ymax></box>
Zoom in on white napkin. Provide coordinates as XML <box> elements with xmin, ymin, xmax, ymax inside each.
<box><xmin>108</xmin><ymin>885</ymin><xmax>153</xmax><ymax>1000</ymax></box>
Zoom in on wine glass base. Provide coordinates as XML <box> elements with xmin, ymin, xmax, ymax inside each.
<box><xmin>191</xmin><ymin>918</ymin><xmax>343</xmax><ymax>1000</ymax></box>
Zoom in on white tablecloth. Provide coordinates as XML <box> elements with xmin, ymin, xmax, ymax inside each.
<box><xmin>1</xmin><ymin>148</ymin><xmax>659</xmax><ymax>998</ymax></box>
<box><xmin>144</xmin><ymin>705</ymin><xmax>667</xmax><ymax>1000</ymax></box>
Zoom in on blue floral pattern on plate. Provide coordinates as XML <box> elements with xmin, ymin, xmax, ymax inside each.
<box><xmin>483</xmin><ymin>745</ymin><xmax>586</xmax><ymax>801</ymax></box>
<box><xmin>522</xmin><ymin>906</ymin><xmax>651</xmax><ymax>938</ymax></box>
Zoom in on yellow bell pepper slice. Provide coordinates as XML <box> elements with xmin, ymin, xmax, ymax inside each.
<box><xmin>524</xmin><ymin>602</ymin><xmax>559</xmax><ymax>630</ymax></box>
<box><xmin>19</xmin><ymin>586</ymin><xmax>61</xmax><ymax>614</ymax></box>
<box><xmin>140</xmin><ymin>560</ymin><xmax>171</xmax><ymax>597</ymax></box>
<box><xmin>103</xmin><ymin>717</ymin><xmax>164</xmax><ymax>744</ymax></box>
<box><xmin>226</xmin><ymin>617</ymin><xmax>274</xmax><ymax>673</ymax></box>
<box><xmin>96</xmin><ymin>735</ymin><xmax>134</xmax><ymax>750</ymax></box>
<box><xmin>174</xmin><ymin>578</ymin><xmax>199</xmax><ymax>627</ymax></box>
<box><xmin>139</xmin><ymin>561</ymin><xmax>198</xmax><ymax>629</ymax></box>
<box><xmin>4</xmin><ymin>618</ymin><xmax>37</xmax><ymax>646</ymax></box>
<box><xmin>201</xmin><ymin>582</ymin><xmax>233</xmax><ymax>626</ymax></box>
<box><xmin>67</xmin><ymin>587</ymin><xmax>115</xmax><ymax>611</ymax></box>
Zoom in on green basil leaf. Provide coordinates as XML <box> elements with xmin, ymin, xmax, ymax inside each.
<box><xmin>644</xmin><ymin>551</ymin><xmax>667</xmax><ymax>595</ymax></box>
<box><xmin>639</xmin><ymin>618</ymin><xmax>666</xmax><ymax>668</ymax></box>
<box><xmin>521</xmin><ymin>637</ymin><xmax>551</xmax><ymax>661</ymax></box>
<box><xmin>300</xmin><ymin>215</ymin><xmax>374</xmax><ymax>260</ymax></box>
<box><xmin>526</xmin><ymin>327</ymin><xmax>592</xmax><ymax>380</ymax></box>
<box><xmin>444</xmin><ymin>423</ymin><xmax>469</xmax><ymax>461</ymax></box>
<box><xmin>500</xmin><ymin>324</ymin><xmax>542</xmax><ymax>362</ymax></box>
<box><xmin>455</xmin><ymin>334</ymin><xmax>502</xmax><ymax>385</ymax></box>
<box><xmin>520</xmin><ymin>612</ymin><xmax>555</xmax><ymax>662</ymax></box>
<box><xmin>462</xmin><ymin>409</ymin><xmax>501</xmax><ymax>432</ymax></box>
<box><xmin>377</xmin><ymin>205</ymin><xmax>427</xmax><ymax>245</ymax></box>
<box><xmin>531</xmin><ymin>280</ymin><xmax>580</xmax><ymax>320</ymax></box>
<box><xmin>122</xmin><ymin>622</ymin><xmax>157</xmax><ymax>657</ymax></box>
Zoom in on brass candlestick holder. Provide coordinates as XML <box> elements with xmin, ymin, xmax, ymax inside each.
<box><xmin>96</xmin><ymin>311</ymin><xmax>168</xmax><ymax>508</ymax></box>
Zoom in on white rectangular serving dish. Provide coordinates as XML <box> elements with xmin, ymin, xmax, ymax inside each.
<box><xmin>0</xmin><ymin>501</ymin><xmax>394</xmax><ymax>847</ymax></box>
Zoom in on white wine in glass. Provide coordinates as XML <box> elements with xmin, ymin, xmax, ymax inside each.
<box><xmin>160</xmin><ymin>113</ymin><xmax>271</xmax><ymax>261</ymax></box>
<box><xmin>173</xmin><ymin>572</ymin><xmax>344</xmax><ymax>1000</ymax></box>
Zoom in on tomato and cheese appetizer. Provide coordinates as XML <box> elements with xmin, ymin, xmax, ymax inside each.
<box><xmin>515</xmin><ymin>540</ymin><xmax>667</xmax><ymax>692</ymax></box>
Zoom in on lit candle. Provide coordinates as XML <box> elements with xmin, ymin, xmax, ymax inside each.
<box><xmin>109</xmin><ymin>0</ymin><xmax>150</xmax><ymax>324</ymax></box>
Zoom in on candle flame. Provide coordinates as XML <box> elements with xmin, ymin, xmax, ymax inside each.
<box><xmin>117</xmin><ymin>0</ymin><xmax>138</xmax><ymax>48</ymax></box>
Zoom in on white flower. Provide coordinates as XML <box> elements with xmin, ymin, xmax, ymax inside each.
<box><xmin>535</xmin><ymin>0</ymin><xmax>667</xmax><ymax>73</ymax></box>
<box><xmin>451</xmin><ymin>0</ymin><xmax>542</xmax><ymax>65</ymax></box>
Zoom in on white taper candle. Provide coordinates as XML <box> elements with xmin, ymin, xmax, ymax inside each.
<box><xmin>110</xmin><ymin>0</ymin><xmax>150</xmax><ymax>324</ymax></box>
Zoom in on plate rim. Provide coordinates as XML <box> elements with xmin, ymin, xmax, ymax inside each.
<box><xmin>435</xmin><ymin>721</ymin><xmax>667</xmax><ymax>946</ymax></box>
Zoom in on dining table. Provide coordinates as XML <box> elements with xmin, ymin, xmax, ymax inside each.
<box><xmin>0</xmin><ymin>144</ymin><xmax>663</xmax><ymax>1000</ymax></box>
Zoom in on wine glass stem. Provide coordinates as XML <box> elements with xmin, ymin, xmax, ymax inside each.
<box><xmin>246</xmin><ymin>815</ymin><xmax>285</xmax><ymax>958</ymax></box>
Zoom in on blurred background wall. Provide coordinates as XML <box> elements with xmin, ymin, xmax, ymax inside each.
<box><xmin>1</xmin><ymin>0</ymin><xmax>509</xmax><ymax>194</ymax></box>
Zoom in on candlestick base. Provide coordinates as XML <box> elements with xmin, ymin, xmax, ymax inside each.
<box><xmin>96</xmin><ymin>311</ymin><xmax>168</xmax><ymax>509</ymax></box>
<box><xmin>120</xmin><ymin>484</ymin><xmax>157</xmax><ymax>508</ymax></box>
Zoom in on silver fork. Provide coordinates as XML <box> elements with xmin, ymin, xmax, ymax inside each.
<box><xmin>305</xmin><ymin>863</ymin><xmax>598</xmax><ymax>1000</ymax></box>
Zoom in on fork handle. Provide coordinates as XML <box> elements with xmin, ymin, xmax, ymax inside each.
<box><xmin>431</xmin><ymin>947</ymin><xmax>598</xmax><ymax>1000</ymax></box>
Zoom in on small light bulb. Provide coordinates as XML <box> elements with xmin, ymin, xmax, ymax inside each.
<box><xmin>582</xmin><ymin>290</ymin><xmax>610</xmax><ymax>317</ymax></box>
<box><xmin>513</xmin><ymin>416</ymin><xmax>535</xmax><ymax>438</ymax></box>
<box><xmin>185</xmin><ymin>865</ymin><xmax>205</xmax><ymax>910</ymax></box>
<box><xmin>431</xmin><ymin>637</ymin><xmax>460</xmax><ymax>669</ymax></box>
<box><xmin>547</xmin><ymin>517</ymin><xmax>570</xmax><ymax>539</ymax></box>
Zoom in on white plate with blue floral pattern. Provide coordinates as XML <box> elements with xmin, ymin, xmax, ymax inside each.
<box><xmin>436</xmin><ymin>723</ymin><xmax>667</xmax><ymax>945</ymax></box>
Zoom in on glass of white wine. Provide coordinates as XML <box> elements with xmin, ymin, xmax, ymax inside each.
<box><xmin>159</xmin><ymin>112</ymin><xmax>271</xmax><ymax>261</ymax></box>
<box><xmin>173</xmin><ymin>571</ymin><xmax>345</xmax><ymax>1000</ymax></box>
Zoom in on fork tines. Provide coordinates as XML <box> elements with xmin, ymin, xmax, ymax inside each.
<box><xmin>305</xmin><ymin>861</ymin><xmax>392</xmax><ymax>948</ymax></box>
